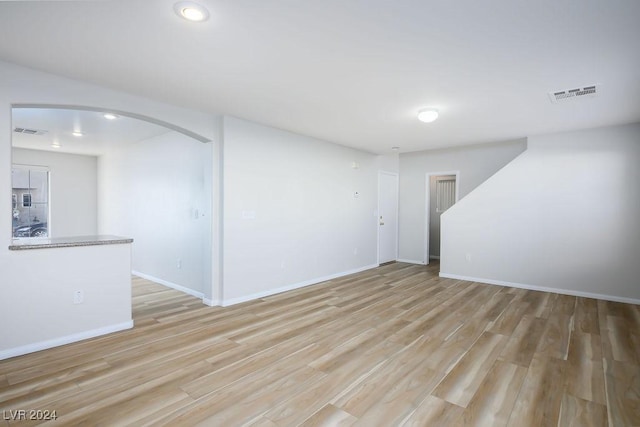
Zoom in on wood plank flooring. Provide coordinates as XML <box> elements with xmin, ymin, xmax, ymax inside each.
<box><xmin>1</xmin><ymin>262</ymin><xmax>639</xmax><ymax>426</ymax></box>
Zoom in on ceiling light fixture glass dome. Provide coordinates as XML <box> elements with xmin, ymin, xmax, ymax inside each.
<box><xmin>174</xmin><ymin>1</ymin><xmax>210</xmax><ymax>22</ymax></box>
<box><xmin>417</xmin><ymin>108</ymin><xmax>439</xmax><ymax>123</ymax></box>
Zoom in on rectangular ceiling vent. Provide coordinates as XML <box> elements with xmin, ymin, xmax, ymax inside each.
<box><xmin>548</xmin><ymin>85</ymin><xmax>598</xmax><ymax>103</ymax></box>
<box><xmin>13</xmin><ymin>127</ymin><xmax>47</xmax><ymax>136</ymax></box>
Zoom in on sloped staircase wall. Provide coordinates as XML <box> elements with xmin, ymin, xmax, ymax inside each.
<box><xmin>440</xmin><ymin>123</ymin><xmax>640</xmax><ymax>303</ymax></box>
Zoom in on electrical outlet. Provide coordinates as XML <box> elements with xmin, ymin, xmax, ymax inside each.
<box><xmin>177</xmin><ymin>259</ymin><xmax>182</xmax><ymax>269</ymax></box>
<box><xmin>73</xmin><ymin>290</ymin><xmax>84</xmax><ymax>304</ymax></box>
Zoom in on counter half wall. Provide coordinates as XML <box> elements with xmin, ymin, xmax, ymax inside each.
<box><xmin>1</xmin><ymin>236</ymin><xmax>133</xmax><ymax>360</ymax></box>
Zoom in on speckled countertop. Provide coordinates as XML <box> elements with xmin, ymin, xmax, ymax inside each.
<box><xmin>9</xmin><ymin>235</ymin><xmax>133</xmax><ymax>251</ymax></box>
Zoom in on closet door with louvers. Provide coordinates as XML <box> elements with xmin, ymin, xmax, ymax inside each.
<box><xmin>436</xmin><ymin>177</ymin><xmax>456</xmax><ymax>213</ymax></box>
<box><xmin>428</xmin><ymin>175</ymin><xmax>457</xmax><ymax>263</ymax></box>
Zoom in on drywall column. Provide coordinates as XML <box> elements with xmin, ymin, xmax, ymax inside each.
<box><xmin>205</xmin><ymin>117</ymin><xmax>224</xmax><ymax>306</ymax></box>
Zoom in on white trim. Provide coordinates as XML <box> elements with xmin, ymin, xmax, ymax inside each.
<box><xmin>0</xmin><ymin>320</ymin><xmax>133</xmax><ymax>361</ymax></box>
<box><xmin>221</xmin><ymin>264</ymin><xmax>378</xmax><ymax>307</ymax></box>
<box><xmin>439</xmin><ymin>272</ymin><xmax>640</xmax><ymax>305</ymax></box>
<box><xmin>424</xmin><ymin>171</ymin><xmax>460</xmax><ymax>265</ymax></box>
<box><xmin>132</xmin><ymin>270</ymin><xmax>204</xmax><ymax>300</ymax></box>
<box><xmin>429</xmin><ymin>255</ymin><xmax>441</xmax><ymax>260</ymax></box>
<box><xmin>397</xmin><ymin>258</ymin><xmax>426</xmax><ymax>265</ymax></box>
<box><xmin>202</xmin><ymin>298</ymin><xmax>220</xmax><ymax>307</ymax></box>
<box><xmin>12</xmin><ymin>163</ymin><xmax>50</xmax><ymax>172</ymax></box>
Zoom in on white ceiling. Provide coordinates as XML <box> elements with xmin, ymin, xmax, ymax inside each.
<box><xmin>12</xmin><ymin>108</ymin><xmax>171</xmax><ymax>156</ymax></box>
<box><xmin>1</xmin><ymin>0</ymin><xmax>639</xmax><ymax>154</ymax></box>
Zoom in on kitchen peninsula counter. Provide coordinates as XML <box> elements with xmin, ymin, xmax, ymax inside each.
<box><xmin>9</xmin><ymin>235</ymin><xmax>133</xmax><ymax>251</ymax></box>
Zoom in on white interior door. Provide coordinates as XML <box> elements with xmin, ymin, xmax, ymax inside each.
<box><xmin>378</xmin><ymin>171</ymin><xmax>398</xmax><ymax>264</ymax></box>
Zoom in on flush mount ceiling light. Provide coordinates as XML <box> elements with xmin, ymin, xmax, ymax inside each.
<box><xmin>72</xmin><ymin>131</ymin><xmax>84</xmax><ymax>137</ymax></box>
<box><xmin>103</xmin><ymin>113</ymin><xmax>119</xmax><ymax>120</ymax></box>
<box><xmin>174</xmin><ymin>1</ymin><xmax>210</xmax><ymax>22</ymax></box>
<box><xmin>417</xmin><ymin>108</ymin><xmax>439</xmax><ymax>123</ymax></box>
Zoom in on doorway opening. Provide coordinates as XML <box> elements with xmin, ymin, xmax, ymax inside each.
<box><xmin>424</xmin><ymin>171</ymin><xmax>459</xmax><ymax>265</ymax></box>
<box><xmin>10</xmin><ymin>105</ymin><xmax>215</xmax><ymax>305</ymax></box>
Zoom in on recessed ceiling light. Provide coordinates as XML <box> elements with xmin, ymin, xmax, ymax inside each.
<box><xmin>72</xmin><ymin>131</ymin><xmax>84</xmax><ymax>137</ymax></box>
<box><xmin>174</xmin><ymin>1</ymin><xmax>210</xmax><ymax>22</ymax></box>
<box><xmin>51</xmin><ymin>141</ymin><xmax>61</xmax><ymax>148</ymax></box>
<box><xmin>418</xmin><ymin>108</ymin><xmax>439</xmax><ymax>123</ymax></box>
<box><xmin>103</xmin><ymin>113</ymin><xmax>119</xmax><ymax>120</ymax></box>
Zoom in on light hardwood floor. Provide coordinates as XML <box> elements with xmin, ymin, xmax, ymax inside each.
<box><xmin>1</xmin><ymin>262</ymin><xmax>639</xmax><ymax>426</ymax></box>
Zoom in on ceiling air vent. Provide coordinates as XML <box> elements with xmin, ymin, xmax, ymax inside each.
<box><xmin>13</xmin><ymin>127</ymin><xmax>47</xmax><ymax>136</ymax></box>
<box><xmin>548</xmin><ymin>85</ymin><xmax>599</xmax><ymax>103</ymax></box>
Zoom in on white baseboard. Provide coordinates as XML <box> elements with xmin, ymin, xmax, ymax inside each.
<box><xmin>202</xmin><ymin>298</ymin><xmax>220</xmax><ymax>307</ymax></box>
<box><xmin>429</xmin><ymin>255</ymin><xmax>440</xmax><ymax>260</ymax></box>
<box><xmin>221</xmin><ymin>264</ymin><xmax>379</xmax><ymax>307</ymax></box>
<box><xmin>132</xmin><ymin>270</ymin><xmax>204</xmax><ymax>300</ymax></box>
<box><xmin>397</xmin><ymin>259</ymin><xmax>426</xmax><ymax>265</ymax></box>
<box><xmin>439</xmin><ymin>272</ymin><xmax>640</xmax><ymax>305</ymax></box>
<box><xmin>0</xmin><ymin>320</ymin><xmax>133</xmax><ymax>361</ymax></box>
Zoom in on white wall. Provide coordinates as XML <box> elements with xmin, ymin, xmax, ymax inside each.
<box><xmin>222</xmin><ymin>116</ymin><xmax>378</xmax><ymax>304</ymax></box>
<box><xmin>98</xmin><ymin>131</ymin><xmax>212</xmax><ymax>296</ymax></box>
<box><xmin>12</xmin><ymin>148</ymin><xmax>97</xmax><ymax>237</ymax></box>
<box><xmin>375</xmin><ymin>153</ymin><xmax>400</xmax><ymax>173</ymax></box>
<box><xmin>440</xmin><ymin>123</ymin><xmax>640</xmax><ymax>302</ymax></box>
<box><xmin>398</xmin><ymin>139</ymin><xmax>527</xmax><ymax>263</ymax></box>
